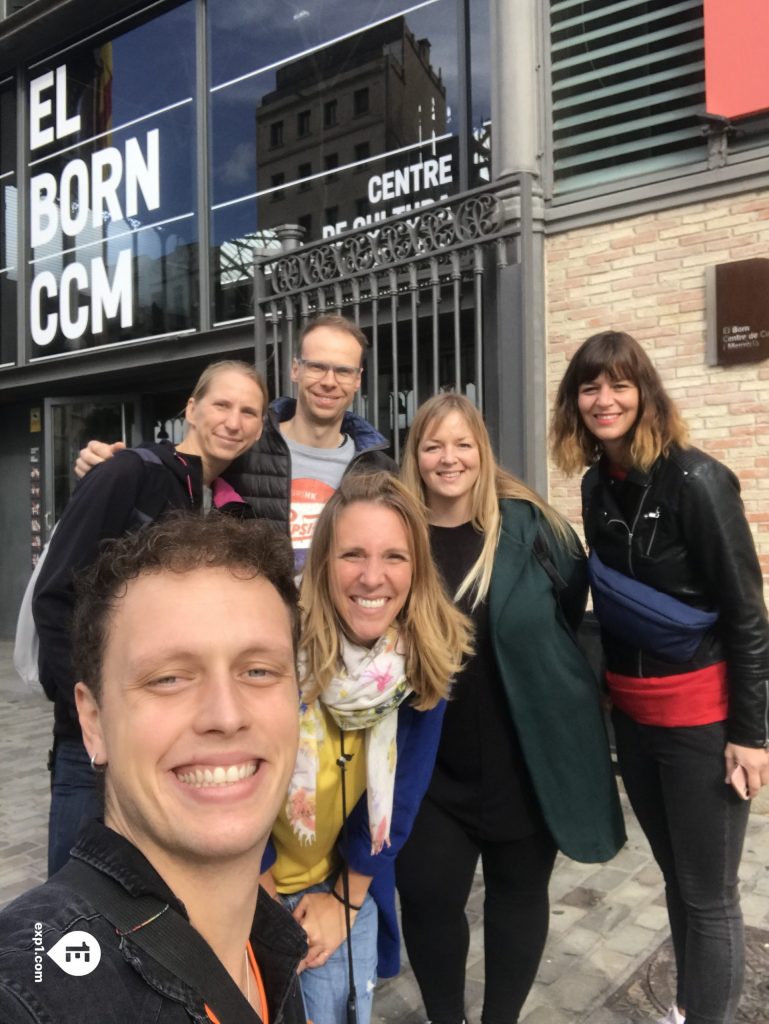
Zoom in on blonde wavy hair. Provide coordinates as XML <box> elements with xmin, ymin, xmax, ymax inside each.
<box><xmin>299</xmin><ymin>470</ymin><xmax>473</xmax><ymax>709</ymax></box>
<box><xmin>550</xmin><ymin>331</ymin><xmax>688</xmax><ymax>475</ymax></box>
<box><xmin>401</xmin><ymin>393</ymin><xmax>574</xmax><ymax>609</ymax></box>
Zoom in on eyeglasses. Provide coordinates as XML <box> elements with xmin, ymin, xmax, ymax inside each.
<box><xmin>295</xmin><ymin>358</ymin><xmax>362</xmax><ymax>384</ymax></box>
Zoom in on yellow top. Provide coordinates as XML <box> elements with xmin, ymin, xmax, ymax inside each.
<box><xmin>272</xmin><ymin>705</ymin><xmax>367</xmax><ymax>893</ymax></box>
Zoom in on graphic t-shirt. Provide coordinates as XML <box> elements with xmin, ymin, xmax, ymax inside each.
<box><xmin>286</xmin><ymin>434</ymin><xmax>356</xmax><ymax>570</ymax></box>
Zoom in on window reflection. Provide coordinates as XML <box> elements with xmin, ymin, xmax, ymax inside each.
<box><xmin>209</xmin><ymin>0</ymin><xmax>466</xmax><ymax>325</ymax></box>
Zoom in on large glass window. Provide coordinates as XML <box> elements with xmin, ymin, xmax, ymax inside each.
<box><xmin>209</xmin><ymin>0</ymin><xmax>470</xmax><ymax>324</ymax></box>
<box><xmin>0</xmin><ymin>78</ymin><xmax>17</xmax><ymax>365</ymax></box>
<box><xmin>27</xmin><ymin>2</ymin><xmax>197</xmax><ymax>358</ymax></box>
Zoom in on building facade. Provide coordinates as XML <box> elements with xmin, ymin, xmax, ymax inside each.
<box><xmin>1</xmin><ymin>0</ymin><xmax>767</xmax><ymax>634</ymax></box>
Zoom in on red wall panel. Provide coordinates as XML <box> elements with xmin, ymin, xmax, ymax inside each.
<box><xmin>704</xmin><ymin>0</ymin><xmax>769</xmax><ymax>118</ymax></box>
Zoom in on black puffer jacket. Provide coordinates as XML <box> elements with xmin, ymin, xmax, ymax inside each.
<box><xmin>224</xmin><ymin>397</ymin><xmax>395</xmax><ymax>530</ymax></box>
<box><xmin>582</xmin><ymin>445</ymin><xmax>769</xmax><ymax>748</ymax></box>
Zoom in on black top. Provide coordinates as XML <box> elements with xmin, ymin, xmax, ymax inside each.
<box><xmin>33</xmin><ymin>444</ymin><xmax>203</xmax><ymax>739</ymax></box>
<box><xmin>428</xmin><ymin>521</ymin><xmax>545</xmax><ymax>840</ymax></box>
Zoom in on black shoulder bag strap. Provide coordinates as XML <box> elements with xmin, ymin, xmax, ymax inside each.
<box><xmin>532</xmin><ymin>530</ymin><xmax>568</xmax><ymax>597</ymax></box>
<box><xmin>57</xmin><ymin>858</ymin><xmax>262</xmax><ymax>1024</ymax></box>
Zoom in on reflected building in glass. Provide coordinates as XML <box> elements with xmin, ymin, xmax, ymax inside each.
<box><xmin>255</xmin><ymin>17</ymin><xmax>449</xmax><ymax>241</ymax></box>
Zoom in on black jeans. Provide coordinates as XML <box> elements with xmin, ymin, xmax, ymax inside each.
<box><xmin>612</xmin><ymin>710</ymin><xmax>750</xmax><ymax>1024</ymax></box>
<box><xmin>396</xmin><ymin>796</ymin><xmax>557</xmax><ymax>1024</ymax></box>
<box><xmin>48</xmin><ymin>738</ymin><xmax>101</xmax><ymax>876</ymax></box>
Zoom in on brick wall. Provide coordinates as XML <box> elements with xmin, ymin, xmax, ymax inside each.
<box><xmin>545</xmin><ymin>188</ymin><xmax>769</xmax><ymax>590</ymax></box>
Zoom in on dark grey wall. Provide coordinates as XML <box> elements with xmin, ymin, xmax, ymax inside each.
<box><xmin>0</xmin><ymin>403</ymin><xmax>34</xmax><ymax>638</ymax></box>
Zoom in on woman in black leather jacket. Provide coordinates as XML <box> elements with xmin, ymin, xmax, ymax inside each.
<box><xmin>551</xmin><ymin>331</ymin><xmax>769</xmax><ymax>1024</ymax></box>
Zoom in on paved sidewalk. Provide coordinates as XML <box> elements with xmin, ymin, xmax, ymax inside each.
<box><xmin>1</xmin><ymin>642</ymin><xmax>767</xmax><ymax>1022</ymax></box>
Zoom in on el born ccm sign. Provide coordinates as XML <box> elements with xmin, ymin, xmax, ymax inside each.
<box><xmin>29</xmin><ymin>64</ymin><xmax>161</xmax><ymax>347</ymax></box>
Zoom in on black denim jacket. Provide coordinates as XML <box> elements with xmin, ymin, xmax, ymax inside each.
<box><xmin>0</xmin><ymin>822</ymin><xmax>308</xmax><ymax>1024</ymax></box>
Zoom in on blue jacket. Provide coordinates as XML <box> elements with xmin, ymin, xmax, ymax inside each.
<box><xmin>344</xmin><ymin>700</ymin><xmax>445</xmax><ymax>978</ymax></box>
<box><xmin>264</xmin><ymin>699</ymin><xmax>445</xmax><ymax>978</ymax></box>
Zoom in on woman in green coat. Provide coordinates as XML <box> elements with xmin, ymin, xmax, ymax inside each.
<box><xmin>396</xmin><ymin>392</ymin><xmax>624</xmax><ymax>1024</ymax></box>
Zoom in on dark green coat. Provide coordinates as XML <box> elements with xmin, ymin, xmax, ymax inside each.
<box><xmin>488</xmin><ymin>499</ymin><xmax>626</xmax><ymax>862</ymax></box>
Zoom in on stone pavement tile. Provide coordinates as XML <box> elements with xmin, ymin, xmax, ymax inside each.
<box><xmin>609</xmin><ymin>846</ymin><xmax>653</xmax><ymax>871</ymax></box>
<box><xmin>372</xmin><ymin>977</ymin><xmax>424</xmax><ymax>1024</ymax></box>
<box><xmin>462</xmin><ymin>977</ymin><xmax>484</xmax><ymax>1021</ymax></box>
<box><xmin>557</xmin><ymin>923</ymin><xmax>604</xmax><ymax>957</ymax></box>
<box><xmin>610</xmin><ymin>876</ymin><xmax>666</xmax><ymax>908</ymax></box>
<box><xmin>548</xmin><ymin>967</ymin><xmax>613</xmax><ymax>1012</ymax></box>
<box><xmin>521</xmin><ymin>1005</ymin><xmax>573</xmax><ymax>1024</ymax></box>
<box><xmin>547</xmin><ymin>903</ymin><xmax>589</xmax><ymax>933</ymax></box>
<box><xmin>738</xmin><ymin>858</ymin><xmax>765</xmax><ymax>882</ymax></box>
<box><xmin>549</xmin><ymin>862</ymin><xmax>604</xmax><ymax>901</ymax></box>
<box><xmin>741</xmin><ymin>890</ymin><xmax>769</xmax><ymax>929</ymax></box>
<box><xmin>635</xmin><ymin>905</ymin><xmax>671</xmax><ymax>931</ymax></box>
<box><xmin>605</xmin><ymin>922</ymin><xmax>665</xmax><ymax>956</ymax></box>
<box><xmin>560</xmin><ymin>885</ymin><xmax>605</xmax><ymax>909</ymax></box>
<box><xmin>583</xmin><ymin>944</ymin><xmax>635</xmax><ymax>980</ymax></box>
<box><xmin>533</xmin><ymin>948</ymin><xmax>580</xmax><ymax>985</ymax></box>
<box><xmin>578</xmin><ymin>1007</ymin><xmax>634</xmax><ymax>1024</ymax></box>
<box><xmin>581</xmin><ymin>866</ymin><xmax>638</xmax><ymax>894</ymax></box>
<box><xmin>578</xmin><ymin>899</ymin><xmax>632</xmax><ymax>935</ymax></box>
<box><xmin>465</xmin><ymin>951</ymin><xmax>485</xmax><ymax>981</ymax></box>
<box><xmin>0</xmin><ymin>842</ymin><xmax>37</xmax><ymax>857</ymax></box>
<box><xmin>636</xmin><ymin>863</ymin><xmax>665</xmax><ymax>886</ymax></box>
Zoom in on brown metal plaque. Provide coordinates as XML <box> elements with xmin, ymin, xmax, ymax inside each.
<box><xmin>707</xmin><ymin>258</ymin><xmax>769</xmax><ymax>366</ymax></box>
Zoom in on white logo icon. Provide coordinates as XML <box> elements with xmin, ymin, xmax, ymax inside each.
<box><xmin>46</xmin><ymin>931</ymin><xmax>101</xmax><ymax>976</ymax></box>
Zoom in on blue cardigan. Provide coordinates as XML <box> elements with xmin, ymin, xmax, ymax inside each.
<box><xmin>264</xmin><ymin>699</ymin><xmax>445</xmax><ymax>979</ymax></box>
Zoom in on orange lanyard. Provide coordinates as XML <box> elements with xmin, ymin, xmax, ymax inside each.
<box><xmin>204</xmin><ymin>941</ymin><xmax>269</xmax><ymax>1024</ymax></box>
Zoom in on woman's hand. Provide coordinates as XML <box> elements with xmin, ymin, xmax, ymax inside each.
<box><xmin>292</xmin><ymin>891</ymin><xmax>357</xmax><ymax>973</ymax></box>
<box><xmin>724</xmin><ymin>742</ymin><xmax>769</xmax><ymax>799</ymax></box>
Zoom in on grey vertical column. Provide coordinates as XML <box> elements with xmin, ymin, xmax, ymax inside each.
<box><xmin>195</xmin><ymin>0</ymin><xmax>212</xmax><ymax>334</ymax></box>
<box><xmin>254</xmin><ymin>261</ymin><xmax>268</xmax><ymax>380</ymax></box>
<box><xmin>487</xmin><ymin>0</ymin><xmax>548</xmax><ymax>495</ymax></box>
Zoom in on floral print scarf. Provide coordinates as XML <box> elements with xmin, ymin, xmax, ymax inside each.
<box><xmin>286</xmin><ymin>628</ymin><xmax>411</xmax><ymax>854</ymax></box>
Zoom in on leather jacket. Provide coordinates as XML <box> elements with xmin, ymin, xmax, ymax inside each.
<box><xmin>582</xmin><ymin>445</ymin><xmax>769</xmax><ymax>748</ymax></box>
<box><xmin>223</xmin><ymin>397</ymin><xmax>394</xmax><ymax>530</ymax></box>
<box><xmin>0</xmin><ymin>822</ymin><xmax>308</xmax><ymax>1024</ymax></box>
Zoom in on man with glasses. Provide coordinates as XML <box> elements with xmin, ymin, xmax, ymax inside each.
<box><xmin>76</xmin><ymin>315</ymin><xmax>392</xmax><ymax>569</ymax></box>
<box><xmin>229</xmin><ymin>314</ymin><xmax>392</xmax><ymax>569</ymax></box>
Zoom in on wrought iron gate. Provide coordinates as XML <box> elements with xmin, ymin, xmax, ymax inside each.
<box><xmin>253</xmin><ymin>178</ymin><xmax>526</xmax><ymax>460</ymax></box>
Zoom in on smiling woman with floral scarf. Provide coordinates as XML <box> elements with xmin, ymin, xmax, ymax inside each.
<box><xmin>260</xmin><ymin>471</ymin><xmax>472</xmax><ymax>1024</ymax></box>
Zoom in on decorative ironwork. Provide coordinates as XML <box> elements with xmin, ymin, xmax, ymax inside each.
<box><xmin>261</xmin><ymin>189</ymin><xmax>505</xmax><ymax>296</ymax></box>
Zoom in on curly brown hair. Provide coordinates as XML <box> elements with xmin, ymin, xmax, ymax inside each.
<box><xmin>72</xmin><ymin>514</ymin><xmax>298</xmax><ymax>701</ymax></box>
